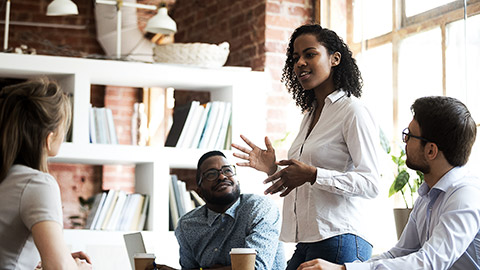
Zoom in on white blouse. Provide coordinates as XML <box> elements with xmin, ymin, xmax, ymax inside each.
<box><xmin>280</xmin><ymin>90</ymin><xmax>381</xmax><ymax>243</ymax></box>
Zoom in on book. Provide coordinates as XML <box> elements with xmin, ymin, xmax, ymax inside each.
<box><xmin>206</xmin><ymin>101</ymin><xmax>226</xmax><ymax>149</ymax></box>
<box><xmin>176</xmin><ymin>101</ymin><xmax>200</xmax><ymax>148</ymax></box>
<box><xmin>88</xmin><ymin>105</ymin><xmax>97</xmax><ymax>144</ymax></box>
<box><xmin>116</xmin><ymin>194</ymin><xmax>132</xmax><ymax>231</ymax></box>
<box><xmin>215</xmin><ymin>102</ymin><xmax>232</xmax><ymax>149</ymax></box>
<box><xmin>93</xmin><ymin>189</ymin><xmax>117</xmax><ymax>230</ymax></box>
<box><xmin>129</xmin><ymin>195</ymin><xmax>145</xmax><ymax>231</ymax></box>
<box><xmin>178</xmin><ymin>180</ymin><xmax>193</xmax><ymax>214</ymax></box>
<box><xmin>85</xmin><ymin>192</ymin><xmax>106</xmax><ymax>229</ymax></box>
<box><xmin>120</xmin><ymin>193</ymin><xmax>141</xmax><ymax>231</ymax></box>
<box><xmin>198</xmin><ymin>101</ymin><xmax>220</xmax><ymax>149</ymax></box>
<box><xmin>105</xmin><ymin>108</ymin><xmax>118</xmax><ymax>144</ymax></box>
<box><xmin>137</xmin><ymin>194</ymin><xmax>150</xmax><ymax>231</ymax></box>
<box><xmin>105</xmin><ymin>190</ymin><xmax>127</xmax><ymax>230</ymax></box>
<box><xmin>100</xmin><ymin>190</ymin><xmax>120</xmax><ymax>230</ymax></box>
<box><xmin>169</xmin><ymin>181</ymin><xmax>179</xmax><ymax>230</ymax></box>
<box><xmin>223</xmin><ymin>120</ymin><xmax>233</xmax><ymax>150</ymax></box>
<box><xmin>131</xmin><ymin>103</ymin><xmax>139</xmax><ymax>145</ymax></box>
<box><xmin>190</xmin><ymin>190</ymin><xmax>206</xmax><ymax>207</ymax></box>
<box><xmin>65</xmin><ymin>93</ymin><xmax>74</xmax><ymax>142</ymax></box>
<box><xmin>178</xmin><ymin>104</ymin><xmax>204</xmax><ymax>148</ymax></box>
<box><xmin>190</xmin><ymin>102</ymin><xmax>211</xmax><ymax>149</ymax></box>
<box><xmin>94</xmin><ymin>107</ymin><xmax>108</xmax><ymax>144</ymax></box>
<box><xmin>170</xmin><ymin>175</ymin><xmax>185</xmax><ymax>217</ymax></box>
<box><xmin>165</xmin><ymin>102</ymin><xmax>194</xmax><ymax>147</ymax></box>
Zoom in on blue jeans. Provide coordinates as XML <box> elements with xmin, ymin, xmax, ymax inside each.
<box><xmin>285</xmin><ymin>234</ymin><xmax>372</xmax><ymax>270</ymax></box>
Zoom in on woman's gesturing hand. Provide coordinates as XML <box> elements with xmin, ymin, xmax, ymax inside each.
<box><xmin>232</xmin><ymin>135</ymin><xmax>277</xmax><ymax>175</ymax></box>
<box><xmin>263</xmin><ymin>159</ymin><xmax>317</xmax><ymax>197</ymax></box>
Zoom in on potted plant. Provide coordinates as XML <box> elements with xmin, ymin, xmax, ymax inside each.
<box><xmin>380</xmin><ymin>131</ymin><xmax>424</xmax><ymax>239</ymax></box>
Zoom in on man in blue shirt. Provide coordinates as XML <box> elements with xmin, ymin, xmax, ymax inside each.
<box><xmin>297</xmin><ymin>96</ymin><xmax>479</xmax><ymax>270</ymax></box>
<box><xmin>174</xmin><ymin>150</ymin><xmax>285</xmax><ymax>270</ymax></box>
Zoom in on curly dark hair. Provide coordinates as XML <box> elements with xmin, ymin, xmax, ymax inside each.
<box><xmin>281</xmin><ymin>24</ymin><xmax>363</xmax><ymax>112</ymax></box>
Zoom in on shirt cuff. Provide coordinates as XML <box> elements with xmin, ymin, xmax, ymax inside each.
<box><xmin>345</xmin><ymin>262</ymin><xmax>371</xmax><ymax>270</ymax></box>
<box><xmin>312</xmin><ymin>167</ymin><xmax>333</xmax><ymax>185</ymax></box>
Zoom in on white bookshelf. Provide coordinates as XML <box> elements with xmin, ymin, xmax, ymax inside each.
<box><xmin>0</xmin><ymin>53</ymin><xmax>268</xmax><ymax>269</ymax></box>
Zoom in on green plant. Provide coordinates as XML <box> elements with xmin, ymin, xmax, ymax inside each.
<box><xmin>388</xmin><ymin>149</ymin><xmax>424</xmax><ymax>208</ymax></box>
<box><xmin>380</xmin><ymin>130</ymin><xmax>424</xmax><ymax>209</ymax></box>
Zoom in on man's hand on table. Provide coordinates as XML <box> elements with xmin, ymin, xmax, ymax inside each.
<box><xmin>297</xmin><ymin>259</ymin><xmax>346</xmax><ymax>270</ymax></box>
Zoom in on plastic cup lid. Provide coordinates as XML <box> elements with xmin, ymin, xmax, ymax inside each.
<box><xmin>229</xmin><ymin>248</ymin><xmax>257</xmax><ymax>254</ymax></box>
<box><xmin>133</xmin><ymin>253</ymin><xmax>156</xmax><ymax>259</ymax></box>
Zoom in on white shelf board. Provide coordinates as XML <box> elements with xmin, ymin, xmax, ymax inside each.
<box><xmin>0</xmin><ymin>53</ymin><xmax>253</xmax><ymax>90</ymax></box>
<box><xmin>49</xmin><ymin>143</ymin><xmax>158</xmax><ymax>165</ymax></box>
<box><xmin>163</xmin><ymin>147</ymin><xmax>235</xmax><ymax>169</ymax></box>
<box><xmin>50</xmin><ymin>143</ymin><xmax>236</xmax><ymax>169</ymax></box>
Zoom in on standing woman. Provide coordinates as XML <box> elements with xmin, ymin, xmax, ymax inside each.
<box><xmin>232</xmin><ymin>24</ymin><xmax>380</xmax><ymax>269</ymax></box>
<box><xmin>0</xmin><ymin>79</ymin><xmax>91</xmax><ymax>269</ymax></box>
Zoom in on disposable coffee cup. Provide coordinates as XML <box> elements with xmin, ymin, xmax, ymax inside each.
<box><xmin>134</xmin><ymin>253</ymin><xmax>156</xmax><ymax>270</ymax></box>
<box><xmin>230</xmin><ymin>248</ymin><xmax>257</xmax><ymax>270</ymax></box>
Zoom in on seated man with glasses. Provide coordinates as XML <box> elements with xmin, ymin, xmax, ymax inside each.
<box><xmin>296</xmin><ymin>96</ymin><xmax>479</xmax><ymax>270</ymax></box>
<box><xmin>165</xmin><ymin>150</ymin><xmax>285</xmax><ymax>270</ymax></box>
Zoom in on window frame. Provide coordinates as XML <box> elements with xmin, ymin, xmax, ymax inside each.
<box><xmin>317</xmin><ymin>0</ymin><xmax>480</xmax><ymax>136</ymax></box>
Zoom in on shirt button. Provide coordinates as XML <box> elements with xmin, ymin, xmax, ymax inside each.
<box><xmin>214</xmin><ymin>248</ymin><xmax>218</xmax><ymax>252</ymax></box>
<box><xmin>221</xmin><ymin>228</ymin><xmax>224</xmax><ymax>231</ymax></box>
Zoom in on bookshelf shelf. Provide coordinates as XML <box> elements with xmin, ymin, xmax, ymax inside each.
<box><xmin>0</xmin><ymin>52</ymin><xmax>268</xmax><ymax>269</ymax></box>
<box><xmin>163</xmin><ymin>148</ymin><xmax>235</xmax><ymax>169</ymax></box>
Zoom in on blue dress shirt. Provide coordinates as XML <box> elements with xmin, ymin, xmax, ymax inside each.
<box><xmin>175</xmin><ymin>194</ymin><xmax>286</xmax><ymax>270</ymax></box>
<box><xmin>346</xmin><ymin>166</ymin><xmax>480</xmax><ymax>269</ymax></box>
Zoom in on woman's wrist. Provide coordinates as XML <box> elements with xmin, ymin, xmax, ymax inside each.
<box><xmin>309</xmin><ymin>166</ymin><xmax>317</xmax><ymax>185</ymax></box>
<box><xmin>267</xmin><ymin>164</ymin><xmax>278</xmax><ymax>176</ymax></box>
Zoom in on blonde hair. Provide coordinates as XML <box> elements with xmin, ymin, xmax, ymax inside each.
<box><xmin>0</xmin><ymin>78</ymin><xmax>71</xmax><ymax>182</ymax></box>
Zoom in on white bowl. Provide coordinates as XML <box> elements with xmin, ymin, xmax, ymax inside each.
<box><xmin>153</xmin><ymin>42</ymin><xmax>230</xmax><ymax>68</ymax></box>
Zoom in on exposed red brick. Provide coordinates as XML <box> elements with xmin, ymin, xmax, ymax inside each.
<box><xmin>266</xmin><ymin>2</ymin><xmax>281</xmax><ymax>13</ymax></box>
<box><xmin>48</xmin><ymin>163</ymin><xmax>102</xmax><ymax>228</ymax></box>
<box><xmin>6</xmin><ymin>0</ymin><xmax>315</xmax><ymax>228</ymax></box>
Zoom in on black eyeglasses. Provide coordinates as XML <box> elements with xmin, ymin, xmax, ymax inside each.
<box><xmin>402</xmin><ymin>128</ymin><xmax>429</xmax><ymax>143</ymax></box>
<box><xmin>199</xmin><ymin>165</ymin><xmax>236</xmax><ymax>185</ymax></box>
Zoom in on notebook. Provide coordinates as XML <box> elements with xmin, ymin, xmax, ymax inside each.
<box><xmin>123</xmin><ymin>232</ymin><xmax>147</xmax><ymax>270</ymax></box>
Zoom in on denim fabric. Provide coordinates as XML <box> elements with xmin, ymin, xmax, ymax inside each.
<box><xmin>286</xmin><ymin>234</ymin><xmax>372</xmax><ymax>270</ymax></box>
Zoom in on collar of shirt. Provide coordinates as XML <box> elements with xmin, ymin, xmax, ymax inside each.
<box><xmin>309</xmin><ymin>89</ymin><xmax>345</xmax><ymax>115</ymax></box>
<box><xmin>326</xmin><ymin>89</ymin><xmax>346</xmax><ymax>104</ymax></box>
<box><xmin>418</xmin><ymin>166</ymin><xmax>468</xmax><ymax>197</ymax></box>
<box><xmin>206</xmin><ymin>196</ymin><xmax>241</xmax><ymax>226</ymax></box>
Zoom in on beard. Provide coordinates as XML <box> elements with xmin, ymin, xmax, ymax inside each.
<box><xmin>203</xmin><ymin>181</ymin><xmax>241</xmax><ymax>206</ymax></box>
<box><xmin>406</xmin><ymin>157</ymin><xmax>430</xmax><ymax>174</ymax></box>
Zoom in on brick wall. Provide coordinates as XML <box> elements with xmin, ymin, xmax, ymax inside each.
<box><xmin>1</xmin><ymin>0</ymin><xmax>102</xmax><ymax>56</ymax></box>
<box><xmin>48</xmin><ymin>164</ymin><xmax>102</xmax><ymax>229</ymax></box>
<box><xmin>103</xmin><ymin>85</ymin><xmax>142</xmax><ymax>193</ymax></box>
<box><xmin>2</xmin><ymin>0</ymin><xmax>315</xmax><ymax>226</ymax></box>
<box><xmin>1</xmin><ymin>0</ymin><xmax>140</xmax><ymax>226</ymax></box>
<box><xmin>264</xmin><ymin>0</ymin><xmax>313</xmax><ymax>159</ymax></box>
<box><xmin>170</xmin><ymin>0</ymin><xmax>267</xmax><ymax>70</ymax></box>
<box><xmin>170</xmin><ymin>0</ymin><xmax>314</xmax><ymax>158</ymax></box>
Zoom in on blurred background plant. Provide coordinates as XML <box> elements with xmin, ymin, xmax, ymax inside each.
<box><xmin>380</xmin><ymin>130</ymin><xmax>424</xmax><ymax>209</ymax></box>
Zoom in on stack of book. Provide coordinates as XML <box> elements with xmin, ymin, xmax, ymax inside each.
<box><xmin>85</xmin><ymin>190</ymin><xmax>149</xmax><ymax>231</ymax></box>
<box><xmin>89</xmin><ymin>105</ymin><xmax>118</xmax><ymax>144</ymax></box>
<box><xmin>165</xmin><ymin>101</ymin><xmax>232</xmax><ymax>150</ymax></box>
<box><xmin>169</xmin><ymin>175</ymin><xmax>205</xmax><ymax>230</ymax></box>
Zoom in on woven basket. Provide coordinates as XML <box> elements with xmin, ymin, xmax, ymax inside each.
<box><xmin>153</xmin><ymin>42</ymin><xmax>230</xmax><ymax>68</ymax></box>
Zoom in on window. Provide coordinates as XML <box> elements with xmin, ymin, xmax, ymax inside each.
<box><xmin>397</xmin><ymin>28</ymin><xmax>443</xmax><ymax>129</ymax></box>
<box><xmin>321</xmin><ymin>0</ymin><xmax>480</xmax><ymax>149</ymax></box>
<box><xmin>318</xmin><ymin>0</ymin><xmax>480</xmax><ymax>252</ymax></box>
<box><xmin>404</xmin><ymin>0</ymin><xmax>456</xmax><ymax>17</ymax></box>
